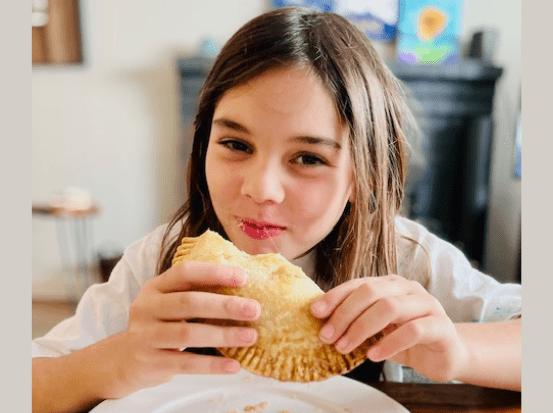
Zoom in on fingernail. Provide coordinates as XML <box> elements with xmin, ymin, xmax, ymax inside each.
<box><xmin>367</xmin><ymin>347</ymin><xmax>380</xmax><ymax>361</ymax></box>
<box><xmin>238</xmin><ymin>329</ymin><xmax>256</xmax><ymax>343</ymax></box>
<box><xmin>311</xmin><ymin>300</ymin><xmax>327</xmax><ymax>315</ymax></box>
<box><xmin>231</xmin><ymin>268</ymin><xmax>249</xmax><ymax>286</ymax></box>
<box><xmin>336</xmin><ymin>337</ymin><xmax>348</xmax><ymax>352</ymax></box>
<box><xmin>320</xmin><ymin>324</ymin><xmax>334</xmax><ymax>341</ymax></box>
<box><xmin>242</xmin><ymin>300</ymin><xmax>259</xmax><ymax>318</ymax></box>
<box><xmin>223</xmin><ymin>360</ymin><xmax>241</xmax><ymax>373</ymax></box>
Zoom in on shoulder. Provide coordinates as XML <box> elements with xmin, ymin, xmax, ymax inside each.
<box><xmin>394</xmin><ymin>216</ymin><xmax>471</xmax><ymax>287</ymax></box>
<box><xmin>395</xmin><ymin>215</ymin><xmax>433</xmax><ymax>243</ymax></box>
<box><xmin>395</xmin><ymin>215</ymin><xmax>466</xmax><ymax>262</ymax></box>
<box><xmin>394</xmin><ymin>216</ymin><xmax>433</xmax><ymax>286</ymax></box>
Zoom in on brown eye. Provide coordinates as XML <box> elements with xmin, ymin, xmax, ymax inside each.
<box><xmin>219</xmin><ymin>140</ymin><xmax>253</xmax><ymax>154</ymax></box>
<box><xmin>294</xmin><ymin>153</ymin><xmax>327</xmax><ymax>166</ymax></box>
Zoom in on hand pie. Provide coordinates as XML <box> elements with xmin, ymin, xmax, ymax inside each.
<box><xmin>171</xmin><ymin>230</ymin><xmax>379</xmax><ymax>382</ymax></box>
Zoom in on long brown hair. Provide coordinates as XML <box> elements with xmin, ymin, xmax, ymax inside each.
<box><xmin>157</xmin><ymin>6</ymin><xmax>412</xmax><ymax>289</ymax></box>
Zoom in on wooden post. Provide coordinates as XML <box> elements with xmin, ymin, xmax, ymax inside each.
<box><xmin>32</xmin><ymin>0</ymin><xmax>83</xmax><ymax>65</ymax></box>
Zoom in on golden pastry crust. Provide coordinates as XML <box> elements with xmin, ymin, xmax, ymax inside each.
<box><xmin>171</xmin><ymin>230</ymin><xmax>378</xmax><ymax>382</ymax></box>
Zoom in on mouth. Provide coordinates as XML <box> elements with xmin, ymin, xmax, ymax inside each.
<box><xmin>239</xmin><ymin>218</ymin><xmax>286</xmax><ymax>240</ymax></box>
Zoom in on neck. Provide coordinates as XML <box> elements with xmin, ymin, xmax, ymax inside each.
<box><xmin>291</xmin><ymin>250</ymin><xmax>320</xmax><ymax>285</ymax></box>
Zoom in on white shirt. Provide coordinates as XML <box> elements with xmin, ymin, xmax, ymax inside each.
<box><xmin>32</xmin><ymin>217</ymin><xmax>521</xmax><ymax>382</ymax></box>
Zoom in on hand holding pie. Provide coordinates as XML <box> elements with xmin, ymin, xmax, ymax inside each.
<box><xmin>172</xmin><ymin>230</ymin><xmax>380</xmax><ymax>382</ymax></box>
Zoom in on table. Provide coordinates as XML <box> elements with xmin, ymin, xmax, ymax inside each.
<box><xmin>365</xmin><ymin>382</ymin><xmax>521</xmax><ymax>413</ymax></box>
<box><xmin>32</xmin><ymin>203</ymin><xmax>100</xmax><ymax>298</ymax></box>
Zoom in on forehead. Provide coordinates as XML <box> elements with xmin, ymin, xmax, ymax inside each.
<box><xmin>213</xmin><ymin>66</ymin><xmax>348</xmax><ymax>142</ymax></box>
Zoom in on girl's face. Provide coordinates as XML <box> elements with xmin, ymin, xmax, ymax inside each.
<box><xmin>205</xmin><ymin>66</ymin><xmax>354</xmax><ymax>260</ymax></box>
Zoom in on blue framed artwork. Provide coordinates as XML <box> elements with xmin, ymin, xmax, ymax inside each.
<box><xmin>397</xmin><ymin>0</ymin><xmax>463</xmax><ymax>64</ymax></box>
<box><xmin>272</xmin><ymin>0</ymin><xmax>336</xmax><ymax>12</ymax></box>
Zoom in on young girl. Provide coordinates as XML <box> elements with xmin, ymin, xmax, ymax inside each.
<box><xmin>32</xmin><ymin>7</ymin><xmax>521</xmax><ymax>412</ymax></box>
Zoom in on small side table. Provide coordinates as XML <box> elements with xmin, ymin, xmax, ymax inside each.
<box><xmin>32</xmin><ymin>203</ymin><xmax>100</xmax><ymax>299</ymax></box>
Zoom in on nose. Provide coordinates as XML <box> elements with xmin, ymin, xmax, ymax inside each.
<box><xmin>240</xmin><ymin>158</ymin><xmax>285</xmax><ymax>204</ymax></box>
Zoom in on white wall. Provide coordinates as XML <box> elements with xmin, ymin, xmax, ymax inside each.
<box><xmin>32</xmin><ymin>0</ymin><xmax>521</xmax><ymax>301</ymax></box>
<box><xmin>32</xmin><ymin>0</ymin><xmax>269</xmax><ymax>300</ymax></box>
<box><xmin>460</xmin><ymin>0</ymin><xmax>521</xmax><ymax>283</ymax></box>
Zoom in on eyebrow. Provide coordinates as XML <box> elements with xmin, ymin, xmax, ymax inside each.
<box><xmin>212</xmin><ymin>118</ymin><xmax>251</xmax><ymax>134</ymax></box>
<box><xmin>212</xmin><ymin>117</ymin><xmax>342</xmax><ymax>150</ymax></box>
<box><xmin>291</xmin><ymin>136</ymin><xmax>342</xmax><ymax>150</ymax></box>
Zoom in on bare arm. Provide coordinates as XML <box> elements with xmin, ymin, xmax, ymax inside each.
<box><xmin>33</xmin><ymin>334</ymin><xmax>126</xmax><ymax>413</ymax></box>
<box><xmin>453</xmin><ymin>318</ymin><xmax>521</xmax><ymax>391</ymax></box>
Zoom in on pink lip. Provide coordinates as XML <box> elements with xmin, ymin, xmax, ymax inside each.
<box><xmin>239</xmin><ymin>218</ymin><xmax>286</xmax><ymax>240</ymax></box>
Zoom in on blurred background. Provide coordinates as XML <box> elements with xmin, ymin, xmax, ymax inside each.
<box><xmin>32</xmin><ymin>0</ymin><xmax>521</xmax><ymax>335</ymax></box>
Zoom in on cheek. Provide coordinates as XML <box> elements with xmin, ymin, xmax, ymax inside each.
<box><xmin>205</xmin><ymin>152</ymin><xmax>240</xmax><ymax>201</ymax></box>
<box><xmin>204</xmin><ymin>151</ymin><xmax>216</xmax><ymax>192</ymax></box>
<box><xmin>308</xmin><ymin>169</ymin><xmax>352</xmax><ymax>223</ymax></box>
<box><xmin>291</xmin><ymin>179</ymin><xmax>347</xmax><ymax>221</ymax></box>
<box><xmin>205</xmin><ymin>149</ymin><xmax>223</xmax><ymax>200</ymax></box>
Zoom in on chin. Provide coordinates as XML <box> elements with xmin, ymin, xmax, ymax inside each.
<box><xmin>230</xmin><ymin>232</ymin><xmax>285</xmax><ymax>256</ymax></box>
<box><xmin>241</xmin><ymin>239</ymin><xmax>284</xmax><ymax>256</ymax></box>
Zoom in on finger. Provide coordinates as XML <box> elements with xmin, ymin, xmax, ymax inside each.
<box><xmin>333</xmin><ymin>294</ymin><xmax>436</xmax><ymax>354</ymax></box>
<box><xmin>310</xmin><ymin>275</ymin><xmax>422</xmax><ymax>319</ymax></box>
<box><xmin>366</xmin><ymin>315</ymin><xmax>444</xmax><ymax>362</ymax></box>
<box><xmin>162</xmin><ymin>351</ymin><xmax>243</xmax><ymax>375</ymax></box>
<box><xmin>316</xmin><ymin>277</ymin><xmax>426</xmax><ymax>343</ymax></box>
<box><xmin>310</xmin><ymin>278</ymin><xmax>367</xmax><ymax>318</ymax></box>
<box><xmin>147</xmin><ymin>321</ymin><xmax>258</xmax><ymax>349</ymax></box>
<box><xmin>317</xmin><ymin>282</ymin><xmax>378</xmax><ymax>344</ymax></box>
<box><xmin>152</xmin><ymin>291</ymin><xmax>261</xmax><ymax>321</ymax></box>
<box><xmin>153</xmin><ymin>261</ymin><xmax>249</xmax><ymax>293</ymax></box>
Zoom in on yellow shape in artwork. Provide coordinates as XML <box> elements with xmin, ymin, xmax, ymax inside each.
<box><xmin>417</xmin><ymin>6</ymin><xmax>448</xmax><ymax>41</ymax></box>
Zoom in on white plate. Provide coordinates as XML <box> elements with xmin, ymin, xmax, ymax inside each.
<box><xmin>91</xmin><ymin>370</ymin><xmax>409</xmax><ymax>413</ymax></box>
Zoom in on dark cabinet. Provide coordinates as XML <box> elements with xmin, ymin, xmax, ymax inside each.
<box><xmin>389</xmin><ymin>61</ymin><xmax>502</xmax><ymax>268</ymax></box>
